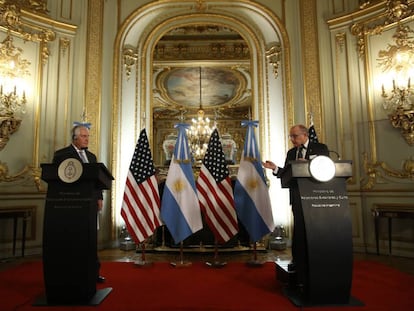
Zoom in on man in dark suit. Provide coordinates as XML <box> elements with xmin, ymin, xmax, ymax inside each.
<box><xmin>263</xmin><ymin>124</ymin><xmax>329</xmax><ymax>295</ymax></box>
<box><xmin>52</xmin><ymin>124</ymin><xmax>106</xmax><ymax>283</ymax></box>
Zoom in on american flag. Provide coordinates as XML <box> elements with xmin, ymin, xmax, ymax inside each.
<box><xmin>121</xmin><ymin>129</ymin><xmax>161</xmax><ymax>244</ymax></box>
<box><xmin>196</xmin><ymin>129</ymin><xmax>238</xmax><ymax>244</ymax></box>
<box><xmin>308</xmin><ymin>124</ymin><xmax>319</xmax><ymax>143</ymax></box>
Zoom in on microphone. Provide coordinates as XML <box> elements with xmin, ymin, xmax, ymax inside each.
<box><xmin>329</xmin><ymin>150</ymin><xmax>341</xmax><ymax>160</ymax></box>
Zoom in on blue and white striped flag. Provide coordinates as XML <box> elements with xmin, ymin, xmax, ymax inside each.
<box><xmin>234</xmin><ymin>120</ymin><xmax>275</xmax><ymax>242</ymax></box>
<box><xmin>160</xmin><ymin>123</ymin><xmax>203</xmax><ymax>244</ymax></box>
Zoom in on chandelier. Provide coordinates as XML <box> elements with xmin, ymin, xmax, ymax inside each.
<box><xmin>0</xmin><ymin>34</ymin><xmax>30</xmax><ymax>151</ymax></box>
<box><xmin>188</xmin><ymin>67</ymin><xmax>215</xmax><ymax>162</ymax></box>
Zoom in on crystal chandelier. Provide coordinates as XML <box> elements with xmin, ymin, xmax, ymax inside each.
<box><xmin>0</xmin><ymin>34</ymin><xmax>30</xmax><ymax>151</ymax></box>
<box><xmin>188</xmin><ymin>67</ymin><xmax>215</xmax><ymax>161</ymax></box>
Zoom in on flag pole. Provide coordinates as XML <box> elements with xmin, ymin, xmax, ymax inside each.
<box><xmin>206</xmin><ymin>239</ymin><xmax>226</xmax><ymax>268</ymax></box>
<box><xmin>134</xmin><ymin>240</ymin><xmax>153</xmax><ymax>267</ymax></box>
<box><xmin>170</xmin><ymin>241</ymin><xmax>192</xmax><ymax>267</ymax></box>
<box><xmin>246</xmin><ymin>241</ymin><xmax>264</xmax><ymax>267</ymax></box>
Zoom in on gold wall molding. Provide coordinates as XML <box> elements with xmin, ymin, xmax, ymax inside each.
<box><xmin>0</xmin><ymin>2</ymin><xmax>56</xmax><ymax>64</ymax></box>
<box><xmin>300</xmin><ymin>0</ymin><xmax>323</xmax><ymax>139</ymax></box>
<box><xmin>84</xmin><ymin>0</ymin><xmax>103</xmax><ymax>155</ymax></box>
<box><xmin>0</xmin><ymin>160</ymin><xmax>29</xmax><ymax>182</ymax></box>
<box><xmin>265</xmin><ymin>43</ymin><xmax>281</xmax><ymax>79</ymax></box>
<box><xmin>351</xmin><ymin>1</ymin><xmax>414</xmax><ymax>58</ymax></box>
<box><xmin>122</xmin><ymin>46</ymin><xmax>138</xmax><ymax>80</ymax></box>
<box><xmin>362</xmin><ymin>152</ymin><xmax>414</xmax><ymax>190</ymax></box>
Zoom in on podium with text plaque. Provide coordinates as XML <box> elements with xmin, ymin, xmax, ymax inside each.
<box><xmin>277</xmin><ymin>158</ymin><xmax>360</xmax><ymax>307</ymax></box>
<box><xmin>38</xmin><ymin>161</ymin><xmax>113</xmax><ymax>306</ymax></box>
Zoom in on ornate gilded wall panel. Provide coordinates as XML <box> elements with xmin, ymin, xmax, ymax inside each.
<box><xmin>84</xmin><ymin>0</ymin><xmax>103</xmax><ymax>156</ymax></box>
<box><xmin>300</xmin><ymin>0</ymin><xmax>323</xmax><ymax>139</ymax></box>
<box><xmin>0</xmin><ymin>1</ymin><xmax>76</xmax><ymax>191</ymax></box>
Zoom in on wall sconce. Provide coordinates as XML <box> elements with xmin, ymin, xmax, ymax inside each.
<box><xmin>0</xmin><ymin>34</ymin><xmax>30</xmax><ymax>151</ymax></box>
<box><xmin>378</xmin><ymin>23</ymin><xmax>414</xmax><ymax>145</ymax></box>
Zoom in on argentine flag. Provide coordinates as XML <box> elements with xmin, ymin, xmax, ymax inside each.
<box><xmin>234</xmin><ymin>120</ymin><xmax>275</xmax><ymax>242</ymax></box>
<box><xmin>160</xmin><ymin>123</ymin><xmax>203</xmax><ymax>244</ymax></box>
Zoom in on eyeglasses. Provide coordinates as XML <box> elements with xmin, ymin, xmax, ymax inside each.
<box><xmin>289</xmin><ymin>133</ymin><xmax>305</xmax><ymax>139</ymax></box>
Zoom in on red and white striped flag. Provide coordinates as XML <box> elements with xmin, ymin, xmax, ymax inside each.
<box><xmin>196</xmin><ymin>129</ymin><xmax>238</xmax><ymax>244</ymax></box>
<box><xmin>121</xmin><ymin>129</ymin><xmax>161</xmax><ymax>244</ymax></box>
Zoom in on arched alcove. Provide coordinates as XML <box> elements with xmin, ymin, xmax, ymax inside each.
<box><xmin>112</xmin><ymin>1</ymin><xmax>293</xmax><ymax>236</ymax></box>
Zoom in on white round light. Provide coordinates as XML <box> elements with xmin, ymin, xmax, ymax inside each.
<box><xmin>309</xmin><ymin>155</ymin><xmax>336</xmax><ymax>182</ymax></box>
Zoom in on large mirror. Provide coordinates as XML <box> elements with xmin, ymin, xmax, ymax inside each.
<box><xmin>152</xmin><ymin>25</ymin><xmax>253</xmax><ymax>167</ymax></box>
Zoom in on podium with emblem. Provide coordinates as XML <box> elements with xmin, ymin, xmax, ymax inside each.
<box><xmin>39</xmin><ymin>160</ymin><xmax>113</xmax><ymax>305</ymax></box>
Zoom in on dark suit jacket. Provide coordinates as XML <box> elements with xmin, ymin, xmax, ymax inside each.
<box><xmin>52</xmin><ymin>144</ymin><xmax>98</xmax><ymax>165</ymax></box>
<box><xmin>275</xmin><ymin>141</ymin><xmax>329</xmax><ymax>178</ymax></box>
<box><xmin>52</xmin><ymin>144</ymin><xmax>103</xmax><ymax>200</ymax></box>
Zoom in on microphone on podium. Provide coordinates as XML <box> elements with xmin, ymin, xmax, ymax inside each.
<box><xmin>329</xmin><ymin>150</ymin><xmax>341</xmax><ymax>160</ymax></box>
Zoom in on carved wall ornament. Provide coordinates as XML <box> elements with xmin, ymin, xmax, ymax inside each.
<box><xmin>265</xmin><ymin>44</ymin><xmax>281</xmax><ymax>79</ymax></box>
<box><xmin>351</xmin><ymin>1</ymin><xmax>414</xmax><ymax>58</ymax></box>
<box><xmin>335</xmin><ymin>33</ymin><xmax>346</xmax><ymax>53</ymax></box>
<box><xmin>351</xmin><ymin>23</ymin><xmax>387</xmax><ymax>58</ymax></box>
<box><xmin>362</xmin><ymin>152</ymin><xmax>414</xmax><ymax>189</ymax></box>
<box><xmin>154</xmin><ymin>25</ymin><xmax>249</xmax><ymax>61</ymax></box>
<box><xmin>122</xmin><ymin>46</ymin><xmax>138</xmax><ymax>80</ymax></box>
<box><xmin>377</xmin><ymin>24</ymin><xmax>414</xmax><ymax>72</ymax></box>
<box><xmin>195</xmin><ymin>0</ymin><xmax>207</xmax><ymax>12</ymax></box>
<box><xmin>0</xmin><ymin>116</ymin><xmax>21</xmax><ymax>151</ymax></box>
<box><xmin>0</xmin><ymin>160</ymin><xmax>29</xmax><ymax>182</ymax></box>
<box><xmin>0</xmin><ymin>34</ymin><xmax>30</xmax><ymax>79</ymax></box>
<box><xmin>0</xmin><ymin>1</ymin><xmax>55</xmax><ymax>65</ymax></box>
<box><xmin>59</xmin><ymin>37</ymin><xmax>70</xmax><ymax>56</ymax></box>
<box><xmin>0</xmin><ymin>1</ymin><xmax>52</xmax><ymax>35</ymax></box>
<box><xmin>359</xmin><ymin>1</ymin><xmax>385</xmax><ymax>10</ymax></box>
<box><xmin>386</xmin><ymin>0</ymin><xmax>411</xmax><ymax>22</ymax></box>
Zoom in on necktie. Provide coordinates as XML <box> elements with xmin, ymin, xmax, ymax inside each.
<box><xmin>297</xmin><ymin>146</ymin><xmax>304</xmax><ymax>159</ymax></box>
<box><xmin>79</xmin><ymin>150</ymin><xmax>89</xmax><ymax>163</ymax></box>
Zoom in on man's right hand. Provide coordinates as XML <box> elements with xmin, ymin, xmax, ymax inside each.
<box><xmin>262</xmin><ymin>160</ymin><xmax>277</xmax><ymax>170</ymax></box>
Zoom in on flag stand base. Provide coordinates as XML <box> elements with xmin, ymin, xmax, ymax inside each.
<box><xmin>246</xmin><ymin>242</ymin><xmax>264</xmax><ymax>267</ymax></box>
<box><xmin>134</xmin><ymin>259</ymin><xmax>153</xmax><ymax>267</ymax></box>
<box><xmin>205</xmin><ymin>242</ymin><xmax>226</xmax><ymax>268</ymax></box>
<box><xmin>170</xmin><ymin>261</ymin><xmax>192</xmax><ymax>268</ymax></box>
<box><xmin>134</xmin><ymin>243</ymin><xmax>152</xmax><ymax>267</ymax></box>
<box><xmin>171</xmin><ymin>242</ymin><xmax>192</xmax><ymax>267</ymax></box>
<box><xmin>206</xmin><ymin>260</ymin><xmax>227</xmax><ymax>268</ymax></box>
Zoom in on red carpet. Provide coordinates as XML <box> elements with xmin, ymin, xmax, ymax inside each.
<box><xmin>0</xmin><ymin>260</ymin><xmax>413</xmax><ymax>310</ymax></box>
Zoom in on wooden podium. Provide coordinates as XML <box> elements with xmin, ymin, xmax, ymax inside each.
<box><xmin>277</xmin><ymin>159</ymin><xmax>357</xmax><ymax>306</ymax></box>
<box><xmin>39</xmin><ymin>161</ymin><xmax>113</xmax><ymax>305</ymax></box>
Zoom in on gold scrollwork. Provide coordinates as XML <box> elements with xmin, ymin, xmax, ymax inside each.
<box><xmin>351</xmin><ymin>23</ymin><xmax>386</xmax><ymax>58</ymax></box>
<box><xmin>195</xmin><ymin>0</ymin><xmax>207</xmax><ymax>12</ymax></box>
<box><xmin>362</xmin><ymin>152</ymin><xmax>414</xmax><ymax>189</ymax></box>
<box><xmin>122</xmin><ymin>46</ymin><xmax>138</xmax><ymax>80</ymax></box>
<box><xmin>0</xmin><ymin>160</ymin><xmax>29</xmax><ymax>182</ymax></box>
<box><xmin>352</xmin><ymin>1</ymin><xmax>414</xmax><ymax>58</ymax></box>
<box><xmin>265</xmin><ymin>44</ymin><xmax>281</xmax><ymax>79</ymax></box>
<box><xmin>0</xmin><ymin>116</ymin><xmax>21</xmax><ymax>151</ymax></box>
<box><xmin>335</xmin><ymin>33</ymin><xmax>346</xmax><ymax>53</ymax></box>
<box><xmin>0</xmin><ymin>1</ymin><xmax>56</xmax><ymax>65</ymax></box>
